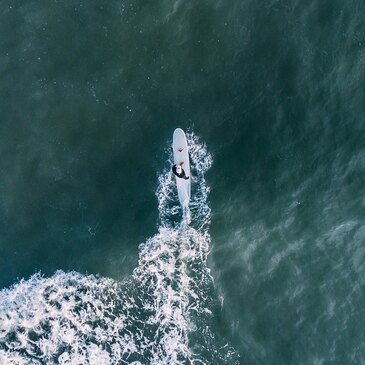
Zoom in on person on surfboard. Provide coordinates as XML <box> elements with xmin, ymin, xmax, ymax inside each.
<box><xmin>172</xmin><ymin>162</ymin><xmax>189</xmax><ymax>180</ymax></box>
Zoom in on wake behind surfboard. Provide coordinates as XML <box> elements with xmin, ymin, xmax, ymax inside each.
<box><xmin>172</xmin><ymin>128</ymin><xmax>191</xmax><ymax>218</ymax></box>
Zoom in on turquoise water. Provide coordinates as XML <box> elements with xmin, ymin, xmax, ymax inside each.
<box><xmin>1</xmin><ymin>0</ymin><xmax>365</xmax><ymax>364</ymax></box>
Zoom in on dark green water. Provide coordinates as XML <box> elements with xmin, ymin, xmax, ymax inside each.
<box><xmin>1</xmin><ymin>0</ymin><xmax>365</xmax><ymax>364</ymax></box>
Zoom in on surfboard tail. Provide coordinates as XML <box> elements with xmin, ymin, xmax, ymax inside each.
<box><xmin>182</xmin><ymin>206</ymin><xmax>191</xmax><ymax>225</ymax></box>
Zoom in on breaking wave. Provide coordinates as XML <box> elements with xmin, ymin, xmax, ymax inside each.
<box><xmin>0</xmin><ymin>133</ymin><xmax>239</xmax><ymax>364</ymax></box>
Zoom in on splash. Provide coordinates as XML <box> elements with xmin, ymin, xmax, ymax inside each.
<box><xmin>0</xmin><ymin>133</ymin><xmax>239</xmax><ymax>364</ymax></box>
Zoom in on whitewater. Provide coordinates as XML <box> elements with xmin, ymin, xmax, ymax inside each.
<box><xmin>0</xmin><ymin>134</ymin><xmax>239</xmax><ymax>365</ymax></box>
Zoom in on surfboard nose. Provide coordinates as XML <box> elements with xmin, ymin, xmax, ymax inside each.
<box><xmin>173</xmin><ymin>128</ymin><xmax>185</xmax><ymax>139</ymax></box>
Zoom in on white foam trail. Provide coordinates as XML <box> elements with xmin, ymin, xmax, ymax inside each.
<box><xmin>0</xmin><ymin>133</ymin><xmax>239</xmax><ymax>364</ymax></box>
<box><xmin>133</xmin><ymin>227</ymin><xmax>210</xmax><ymax>364</ymax></box>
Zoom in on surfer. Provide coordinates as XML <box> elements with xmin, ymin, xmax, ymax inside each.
<box><xmin>172</xmin><ymin>163</ymin><xmax>189</xmax><ymax>180</ymax></box>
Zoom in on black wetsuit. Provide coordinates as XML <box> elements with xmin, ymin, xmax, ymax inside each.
<box><xmin>172</xmin><ymin>164</ymin><xmax>189</xmax><ymax>180</ymax></box>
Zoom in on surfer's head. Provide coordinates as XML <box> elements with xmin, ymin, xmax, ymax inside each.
<box><xmin>176</xmin><ymin>165</ymin><xmax>182</xmax><ymax>174</ymax></box>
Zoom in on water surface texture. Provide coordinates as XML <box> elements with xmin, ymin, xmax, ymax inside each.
<box><xmin>1</xmin><ymin>0</ymin><xmax>365</xmax><ymax>364</ymax></box>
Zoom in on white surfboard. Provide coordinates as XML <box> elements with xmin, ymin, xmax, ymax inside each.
<box><xmin>172</xmin><ymin>128</ymin><xmax>191</xmax><ymax>210</ymax></box>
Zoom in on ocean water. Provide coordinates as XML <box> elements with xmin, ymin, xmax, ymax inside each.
<box><xmin>0</xmin><ymin>0</ymin><xmax>364</xmax><ymax>364</ymax></box>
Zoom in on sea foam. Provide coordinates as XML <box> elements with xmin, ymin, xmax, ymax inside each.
<box><xmin>0</xmin><ymin>133</ymin><xmax>238</xmax><ymax>364</ymax></box>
